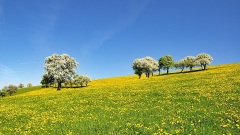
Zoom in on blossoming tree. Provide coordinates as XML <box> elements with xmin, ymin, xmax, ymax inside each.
<box><xmin>132</xmin><ymin>56</ymin><xmax>158</xmax><ymax>78</ymax></box>
<box><xmin>184</xmin><ymin>56</ymin><xmax>196</xmax><ymax>71</ymax></box>
<box><xmin>196</xmin><ymin>53</ymin><xmax>213</xmax><ymax>70</ymax></box>
<box><xmin>44</xmin><ymin>54</ymin><xmax>79</xmax><ymax>90</ymax></box>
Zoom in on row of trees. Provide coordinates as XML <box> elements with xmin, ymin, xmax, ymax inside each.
<box><xmin>0</xmin><ymin>83</ymin><xmax>33</xmax><ymax>97</ymax></box>
<box><xmin>41</xmin><ymin>54</ymin><xmax>91</xmax><ymax>90</ymax></box>
<box><xmin>18</xmin><ymin>83</ymin><xmax>33</xmax><ymax>88</ymax></box>
<box><xmin>132</xmin><ymin>53</ymin><xmax>213</xmax><ymax>78</ymax></box>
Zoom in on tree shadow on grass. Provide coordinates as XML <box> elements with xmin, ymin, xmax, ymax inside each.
<box><xmin>65</xmin><ymin>86</ymin><xmax>88</xmax><ymax>89</ymax></box>
<box><xmin>50</xmin><ymin>86</ymin><xmax>88</xmax><ymax>89</ymax></box>
<box><xmin>157</xmin><ymin>68</ymin><xmax>218</xmax><ymax>76</ymax></box>
<box><xmin>155</xmin><ymin>66</ymin><xmax>225</xmax><ymax>77</ymax></box>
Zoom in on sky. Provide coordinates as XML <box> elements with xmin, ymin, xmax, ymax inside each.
<box><xmin>0</xmin><ymin>0</ymin><xmax>240</xmax><ymax>88</ymax></box>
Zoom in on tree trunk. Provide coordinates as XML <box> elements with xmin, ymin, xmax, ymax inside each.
<box><xmin>204</xmin><ymin>64</ymin><xmax>206</xmax><ymax>70</ymax></box>
<box><xmin>152</xmin><ymin>72</ymin><xmax>154</xmax><ymax>76</ymax></box>
<box><xmin>181</xmin><ymin>68</ymin><xmax>183</xmax><ymax>72</ymax></box>
<box><xmin>158</xmin><ymin>69</ymin><xmax>161</xmax><ymax>75</ymax></box>
<box><xmin>167</xmin><ymin>68</ymin><xmax>169</xmax><ymax>74</ymax></box>
<box><xmin>190</xmin><ymin>67</ymin><xmax>192</xmax><ymax>71</ymax></box>
<box><xmin>69</xmin><ymin>80</ymin><xmax>72</xmax><ymax>88</ymax></box>
<box><xmin>138</xmin><ymin>74</ymin><xmax>141</xmax><ymax>79</ymax></box>
<box><xmin>57</xmin><ymin>82</ymin><xmax>61</xmax><ymax>90</ymax></box>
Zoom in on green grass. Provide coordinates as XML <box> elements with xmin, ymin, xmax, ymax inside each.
<box><xmin>0</xmin><ymin>63</ymin><xmax>240</xmax><ymax>134</ymax></box>
<box><xmin>13</xmin><ymin>86</ymin><xmax>42</xmax><ymax>96</ymax></box>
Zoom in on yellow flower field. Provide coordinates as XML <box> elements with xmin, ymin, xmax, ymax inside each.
<box><xmin>0</xmin><ymin>63</ymin><xmax>240</xmax><ymax>134</ymax></box>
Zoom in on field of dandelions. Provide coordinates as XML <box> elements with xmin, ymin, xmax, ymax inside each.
<box><xmin>0</xmin><ymin>63</ymin><xmax>239</xmax><ymax>134</ymax></box>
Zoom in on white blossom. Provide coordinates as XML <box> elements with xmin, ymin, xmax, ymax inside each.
<box><xmin>44</xmin><ymin>53</ymin><xmax>79</xmax><ymax>90</ymax></box>
<box><xmin>175</xmin><ymin>59</ymin><xmax>186</xmax><ymax>72</ymax></box>
<box><xmin>132</xmin><ymin>56</ymin><xmax>158</xmax><ymax>78</ymax></box>
<box><xmin>183</xmin><ymin>56</ymin><xmax>196</xmax><ymax>71</ymax></box>
<box><xmin>196</xmin><ymin>53</ymin><xmax>213</xmax><ymax>70</ymax></box>
<box><xmin>74</xmin><ymin>74</ymin><xmax>91</xmax><ymax>87</ymax></box>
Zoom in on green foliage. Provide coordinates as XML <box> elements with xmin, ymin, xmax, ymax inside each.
<box><xmin>5</xmin><ymin>84</ymin><xmax>18</xmax><ymax>96</ymax></box>
<box><xmin>27</xmin><ymin>83</ymin><xmax>32</xmax><ymax>87</ymax></box>
<box><xmin>0</xmin><ymin>90</ymin><xmax>6</xmax><ymax>97</ymax></box>
<box><xmin>184</xmin><ymin>56</ymin><xmax>196</xmax><ymax>71</ymax></box>
<box><xmin>134</xmin><ymin>70</ymin><xmax>143</xmax><ymax>79</ymax></box>
<box><xmin>158</xmin><ymin>55</ymin><xmax>174</xmax><ymax>74</ymax></box>
<box><xmin>18</xmin><ymin>83</ymin><xmax>24</xmax><ymax>88</ymax></box>
<box><xmin>175</xmin><ymin>59</ymin><xmax>186</xmax><ymax>72</ymax></box>
<box><xmin>41</xmin><ymin>74</ymin><xmax>54</xmax><ymax>88</ymax></box>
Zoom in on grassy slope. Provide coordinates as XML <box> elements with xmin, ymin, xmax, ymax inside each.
<box><xmin>0</xmin><ymin>63</ymin><xmax>239</xmax><ymax>134</ymax></box>
<box><xmin>6</xmin><ymin>86</ymin><xmax>42</xmax><ymax>96</ymax></box>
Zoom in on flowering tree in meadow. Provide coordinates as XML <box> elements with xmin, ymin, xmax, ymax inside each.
<box><xmin>196</xmin><ymin>53</ymin><xmax>213</xmax><ymax>70</ymax></box>
<box><xmin>142</xmin><ymin>56</ymin><xmax>159</xmax><ymax>76</ymax></box>
<box><xmin>132</xmin><ymin>59</ymin><xmax>145</xmax><ymax>79</ymax></box>
<box><xmin>74</xmin><ymin>74</ymin><xmax>83</xmax><ymax>87</ymax></box>
<box><xmin>184</xmin><ymin>56</ymin><xmax>196</xmax><ymax>71</ymax></box>
<box><xmin>18</xmin><ymin>83</ymin><xmax>24</xmax><ymax>88</ymax></box>
<box><xmin>27</xmin><ymin>83</ymin><xmax>33</xmax><ymax>87</ymax></box>
<box><xmin>158</xmin><ymin>55</ymin><xmax>174</xmax><ymax>74</ymax></box>
<box><xmin>74</xmin><ymin>75</ymin><xmax>91</xmax><ymax>87</ymax></box>
<box><xmin>174</xmin><ymin>59</ymin><xmax>186</xmax><ymax>72</ymax></box>
<box><xmin>132</xmin><ymin>56</ymin><xmax>158</xmax><ymax>78</ymax></box>
<box><xmin>6</xmin><ymin>84</ymin><xmax>18</xmax><ymax>96</ymax></box>
<box><xmin>44</xmin><ymin>54</ymin><xmax>79</xmax><ymax>90</ymax></box>
<box><xmin>83</xmin><ymin>75</ymin><xmax>91</xmax><ymax>86</ymax></box>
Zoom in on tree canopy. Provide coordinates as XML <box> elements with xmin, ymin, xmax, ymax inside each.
<box><xmin>158</xmin><ymin>55</ymin><xmax>174</xmax><ymax>74</ymax></box>
<box><xmin>44</xmin><ymin>54</ymin><xmax>79</xmax><ymax>90</ymax></box>
<box><xmin>196</xmin><ymin>53</ymin><xmax>213</xmax><ymax>70</ymax></box>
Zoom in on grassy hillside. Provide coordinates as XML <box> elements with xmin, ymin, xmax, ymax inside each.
<box><xmin>7</xmin><ymin>86</ymin><xmax>42</xmax><ymax>96</ymax></box>
<box><xmin>0</xmin><ymin>63</ymin><xmax>239</xmax><ymax>134</ymax></box>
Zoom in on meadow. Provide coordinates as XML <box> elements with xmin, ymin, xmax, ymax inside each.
<box><xmin>0</xmin><ymin>63</ymin><xmax>239</xmax><ymax>134</ymax></box>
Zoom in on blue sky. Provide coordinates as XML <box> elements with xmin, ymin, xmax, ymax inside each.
<box><xmin>0</xmin><ymin>0</ymin><xmax>240</xmax><ymax>88</ymax></box>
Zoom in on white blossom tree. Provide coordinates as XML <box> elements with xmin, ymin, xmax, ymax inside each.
<box><xmin>132</xmin><ymin>56</ymin><xmax>158</xmax><ymax>78</ymax></box>
<box><xmin>27</xmin><ymin>83</ymin><xmax>32</xmax><ymax>87</ymax></box>
<box><xmin>183</xmin><ymin>56</ymin><xmax>196</xmax><ymax>71</ymax></box>
<box><xmin>196</xmin><ymin>53</ymin><xmax>213</xmax><ymax>70</ymax></box>
<box><xmin>142</xmin><ymin>56</ymin><xmax>159</xmax><ymax>76</ymax></box>
<box><xmin>73</xmin><ymin>74</ymin><xmax>84</xmax><ymax>87</ymax></box>
<box><xmin>175</xmin><ymin>59</ymin><xmax>186</xmax><ymax>72</ymax></box>
<box><xmin>132</xmin><ymin>59</ymin><xmax>145</xmax><ymax>79</ymax></box>
<box><xmin>74</xmin><ymin>75</ymin><xmax>91</xmax><ymax>87</ymax></box>
<box><xmin>82</xmin><ymin>75</ymin><xmax>91</xmax><ymax>86</ymax></box>
<box><xmin>44</xmin><ymin>54</ymin><xmax>79</xmax><ymax>90</ymax></box>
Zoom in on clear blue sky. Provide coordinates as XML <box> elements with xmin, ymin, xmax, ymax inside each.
<box><xmin>0</xmin><ymin>0</ymin><xmax>240</xmax><ymax>88</ymax></box>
